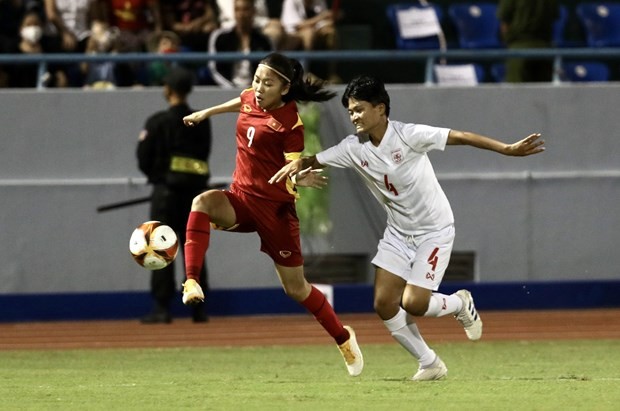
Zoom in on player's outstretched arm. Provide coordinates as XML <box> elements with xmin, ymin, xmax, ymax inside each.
<box><xmin>268</xmin><ymin>155</ymin><xmax>323</xmax><ymax>184</ymax></box>
<box><xmin>447</xmin><ymin>130</ymin><xmax>545</xmax><ymax>157</ymax></box>
<box><xmin>183</xmin><ymin>97</ymin><xmax>242</xmax><ymax>126</ymax></box>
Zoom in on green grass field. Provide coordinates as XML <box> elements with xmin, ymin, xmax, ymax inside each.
<box><xmin>1</xmin><ymin>340</ymin><xmax>619</xmax><ymax>411</ymax></box>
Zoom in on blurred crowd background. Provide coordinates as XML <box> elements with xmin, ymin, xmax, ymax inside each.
<box><xmin>0</xmin><ymin>0</ymin><xmax>618</xmax><ymax>88</ymax></box>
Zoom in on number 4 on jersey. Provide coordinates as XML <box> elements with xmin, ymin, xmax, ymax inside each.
<box><xmin>384</xmin><ymin>175</ymin><xmax>399</xmax><ymax>196</ymax></box>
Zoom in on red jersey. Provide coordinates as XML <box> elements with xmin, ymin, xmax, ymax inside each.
<box><xmin>110</xmin><ymin>0</ymin><xmax>154</xmax><ymax>32</ymax></box>
<box><xmin>231</xmin><ymin>89</ymin><xmax>304</xmax><ymax>203</ymax></box>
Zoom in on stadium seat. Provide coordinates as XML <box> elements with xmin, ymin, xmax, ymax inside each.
<box><xmin>473</xmin><ymin>63</ymin><xmax>485</xmax><ymax>82</ymax></box>
<box><xmin>576</xmin><ymin>3</ymin><xmax>620</xmax><ymax>47</ymax></box>
<box><xmin>447</xmin><ymin>3</ymin><xmax>503</xmax><ymax>49</ymax></box>
<box><xmin>386</xmin><ymin>2</ymin><xmax>445</xmax><ymax>49</ymax></box>
<box><xmin>490</xmin><ymin>62</ymin><xmax>505</xmax><ymax>82</ymax></box>
<box><xmin>562</xmin><ymin>62</ymin><xmax>610</xmax><ymax>82</ymax></box>
<box><xmin>553</xmin><ymin>5</ymin><xmax>569</xmax><ymax>47</ymax></box>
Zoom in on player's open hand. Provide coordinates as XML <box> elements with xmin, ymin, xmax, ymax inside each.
<box><xmin>505</xmin><ymin>133</ymin><xmax>545</xmax><ymax>156</ymax></box>
<box><xmin>295</xmin><ymin>167</ymin><xmax>328</xmax><ymax>189</ymax></box>
<box><xmin>269</xmin><ymin>159</ymin><xmax>302</xmax><ymax>184</ymax></box>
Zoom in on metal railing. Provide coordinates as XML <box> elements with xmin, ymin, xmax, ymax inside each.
<box><xmin>1</xmin><ymin>48</ymin><xmax>619</xmax><ymax>89</ymax></box>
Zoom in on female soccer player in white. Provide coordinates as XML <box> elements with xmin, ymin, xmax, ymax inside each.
<box><xmin>270</xmin><ymin>74</ymin><xmax>545</xmax><ymax>381</ymax></box>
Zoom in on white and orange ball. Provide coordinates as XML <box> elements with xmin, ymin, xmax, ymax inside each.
<box><xmin>129</xmin><ymin>221</ymin><xmax>179</xmax><ymax>270</ymax></box>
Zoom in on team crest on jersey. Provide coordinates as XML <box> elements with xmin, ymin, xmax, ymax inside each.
<box><xmin>391</xmin><ymin>149</ymin><xmax>404</xmax><ymax>164</ymax></box>
<box><xmin>242</xmin><ymin>104</ymin><xmax>252</xmax><ymax>113</ymax></box>
<box><xmin>267</xmin><ymin>117</ymin><xmax>282</xmax><ymax>131</ymax></box>
<box><xmin>279</xmin><ymin>250</ymin><xmax>292</xmax><ymax>258</ymax></box>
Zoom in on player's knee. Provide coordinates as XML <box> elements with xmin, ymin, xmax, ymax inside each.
<box><xmin>191</xmin><ymin>192</ymin><xmax>209</xmax><ymax>211</ymax></box>
<box><xmin>192</xmin><ymin>190</ymin><xmax>220</xmax><ymax>214</ymax></box>
<box><xmin>373</xmin><ymin>296</ymin><xmax>399</xmax><ymax>320</ymax></box>
<box><xmin>402</xmin><ymin>295</ymin><xmax>429</xmax><ymax>317</ymax></box>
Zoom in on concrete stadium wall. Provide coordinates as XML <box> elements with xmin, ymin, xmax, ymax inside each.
<box><xmin>1</xmin><ymin>84</ymin><xmax>619</xmax><ymax>296</ymax></box>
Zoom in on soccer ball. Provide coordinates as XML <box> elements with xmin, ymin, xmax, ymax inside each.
<box><xmin>129</xmin><ymin>221</ymin><xmax>179</xmax><ymax>270</ymax></box>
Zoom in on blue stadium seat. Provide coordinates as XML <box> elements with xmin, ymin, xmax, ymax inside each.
<box><xmin>473</xmin><ymin>63</ymin><xmax>485</xmax><ymax>82</ymax></box>
<box><xmin>386</xmin><ymin>3</ymin><xmax>445</xmax><ymax>50</ymax></box>
<box><xmin>490</xmin><ymin>62</ymin><xmax>505</xmax><ymax>82</ymax></box>
<box><xmin>576</xmin><ymin>3</ymin><xmax>620</xmax><ymax>47</ymax></box>
<box><xmin>562</xmin><ymin>62</ymin><xmax>610</xmax><ymax>82</ymax></box>
<box><xmin>553</xmin><ymin>5</ymin><xmax>569</xmax><ymax>47</ymax></box>
<box><xmin>447</xmin><ymin>3</ymin><xmax>502</xmax><ymax>49</ymax></box>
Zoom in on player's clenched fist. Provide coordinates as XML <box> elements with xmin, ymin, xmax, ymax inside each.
<box><xmin>183</xmin><ymin>111</ymin><xmax>207</xmax><ymax>126</ymax></box>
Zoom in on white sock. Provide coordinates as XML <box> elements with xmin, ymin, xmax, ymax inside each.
<box><xmin>424</xmin><ymin>292</ymin><xmax>463</xmax><ymax>317</ymax></box>
<box><xmin>384</xmin><ymin>308</ymin><xmax>435</xmax><ymax>367</ymax></box>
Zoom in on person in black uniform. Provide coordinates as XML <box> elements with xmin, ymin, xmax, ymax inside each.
<box><xmin>137</xmin><ymin>67</ymin><xmax>212</xmax><ymax>323</ymax></box>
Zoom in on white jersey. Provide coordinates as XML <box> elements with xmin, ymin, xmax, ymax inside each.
<box><xmin>316</xmin><ymin>120</ymin><xmax>454</xmax><ymax>236</ymax></box>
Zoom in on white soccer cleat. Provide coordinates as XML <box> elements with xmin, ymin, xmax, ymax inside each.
<box><xmin>455</xmin><ymin>289</ymin><xmax>483</xmax><ymax>341</ymax></box>
<box><xmin>412</xmin><ymin>356</ymin><xmax>448</xmax><ymax>381</ymax></box>
<box><xmin>182</xmin><ymin>279</ymin><xmax>205</xmax><ymax>305</ymax></box>
<box><xmin>338</xmin><ymin>325</ymin><xmax>364</xmax><ymax>377</ymax></box>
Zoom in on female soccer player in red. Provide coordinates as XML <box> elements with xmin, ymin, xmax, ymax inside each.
<box><xmin>181</xmin><ymin>52</ymin><xmax>363</xmax><ymax>376</ymax></box>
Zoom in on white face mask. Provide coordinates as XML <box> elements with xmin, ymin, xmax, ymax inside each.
<box><xmin>21</xmin><ymin>26</ymin><xmax>43</xmax><ymax>43</ymax></box>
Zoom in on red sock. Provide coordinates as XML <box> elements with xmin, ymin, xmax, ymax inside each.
<box><xmin>184</xmin><ymin>211</ymin><xmax>211</xmax><ymax>281</ymax></box>
<box><xmin>301</xmin><ymin>286</ymin><xmax>350</xmax><ymax>345</ymax></box>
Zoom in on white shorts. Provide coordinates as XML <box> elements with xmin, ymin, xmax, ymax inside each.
<box><xmin>371</xmin><ymin>225</ymin><xmax>455</xmax><ymax>291</ymax></box>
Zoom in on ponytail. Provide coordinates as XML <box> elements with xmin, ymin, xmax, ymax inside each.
<box><xmin>259</xmin><ymin>53</ymin><xmax>336</xmax><ymax>103</ymax></box>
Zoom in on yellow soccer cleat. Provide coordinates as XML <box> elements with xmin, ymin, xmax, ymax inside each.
<box><xmin>337</xmin><ymin>325</ymin><xmax>364</xmax><ymax>377</ymax></box>
<box><xmin>182</xmin><ymin>279</ymin><xmax>205</xmax><ymax>305</ymax></box>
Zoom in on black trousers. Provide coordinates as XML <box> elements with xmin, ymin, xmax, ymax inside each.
<box><xmin>149</xmin><ymin>184</ymin><xmax>208</xmax><ymax>312</ymax></box>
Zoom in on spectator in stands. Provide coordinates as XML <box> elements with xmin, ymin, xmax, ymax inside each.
<box><xmin>160</xmin><ymin>0</ymin><xmax>219</xmax><ymax>52</ymax></box>
<box><xmin>105</xmin><ymin>0</ymin><xmax>162</xmax><ymax>52</ymax></box>
<box><xmin>102</xmin><ymin>0</ymin><xmax>162</xmax><ymax>86</ymax></box>
<box><xmin>10</xmin><ymin>9</ymin><xmax>69</xmax><ymax>87</ymax></box>
<box><xmin>280</xmin><ymin>0</ymin><xmax>339</xmax><ymax>81</ymax></box>
<box><xmin>0</xmin><ymin>0</ymin><xmax>26</xmax><ymax>87</ymax></box>
<box><xmin>281</xmin><ymin>0</ymin><xmax>336</xmax><ymax>51</ymax></box>
<box><xmin>208</xmin><ymin>0</ymin><xmax>272</xmax><ymax>88</ymax></box>
<box><xmin>146</xmin><ymin>30</ymin><xmax>181</xmax><ymax>86</ymax></box>
<box><xmin>44</xmin><ymin>0</ymin><xmax>106</xmax><ymax>86</ymax></box>
<box><xmin>44</xmin><ymin>0</ymin><xmax>105</xmax><ymax>52</ymax></box>
<box><xmin>217</xmin><ymin>0</ymin><xmax>288</xmax><ymax>50</ymax></box>
<box><xmin>1</xmin><ymin>0</ymin><xmax>24</xmax><ymax>41</ymax></box>
<box><xmin>497</xmin><ymin>0</ymin><xmax>560</xmax><ymax>82</ymax></box>
<box><xmin>82</xmin><ymin>19</ymin><xmax>119</xmax><ymax>89</ymax></box>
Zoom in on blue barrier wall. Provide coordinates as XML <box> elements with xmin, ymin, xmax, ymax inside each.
<box><xmin>1</xmin><ymin>281</ymin><xmax>619</xmax><ymax>322</ymax></box>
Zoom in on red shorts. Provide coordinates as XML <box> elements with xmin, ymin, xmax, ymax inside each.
<box><xmin>219</xmin><ymin>186</ymin><xmax>303</xmax><ymax>267</ymax></box>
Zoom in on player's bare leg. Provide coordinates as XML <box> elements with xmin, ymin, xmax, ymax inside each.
<box><xmin>276</xmin><ymin>264</ymin><xmax>364</xmax><ymax>376</ymax></box>
<box><xmin>375</xmin><ymin>268</ymin><xmax>447</xmax><ymax>381</ymax></box>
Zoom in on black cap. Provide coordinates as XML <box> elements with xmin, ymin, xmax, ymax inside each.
<box><xmin>163</xmin><ymin>67</ymin><xmax>194</xmax><ymax>96</ymax></box>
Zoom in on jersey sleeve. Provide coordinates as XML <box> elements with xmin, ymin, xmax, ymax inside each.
<box><xmin>316</xmin><ymin>135</ymin><xmax>358</xmax><ymax>168</ymax></box>
<box><xmin>401</xmin><ymin>123</ymin><xmax>450</xmax><ymax>153</ymax></box>
<box><xmin>283</xmin><ymin>113</ymin><xmax>304</xmax><ymax>161</ymax></box>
